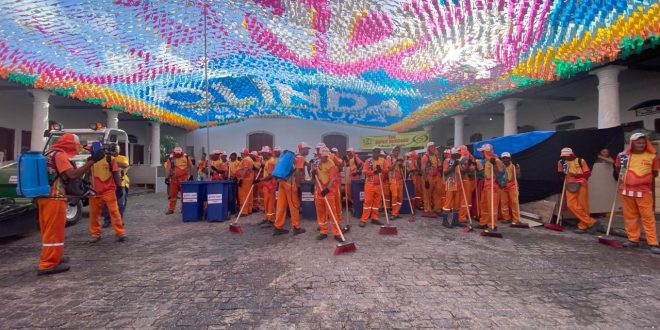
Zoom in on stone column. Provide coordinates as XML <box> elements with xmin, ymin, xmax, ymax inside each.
<box><xmin>453</xmin><ymin>115</ymin><xmax>465</xmax><ymax>146</ymax></box>
<box><xmin>106</xmin><ymin>110</ymin><xmax>119</xmax><ymax>129</ymax></box>
<box><xmin>27</xmin><ymin>89</ymin><xmax>53</xmax><ymax>151</ymax></box>
<box><xmin>500</xmin><ymin>98</ymin><xmax>520</xmax><ymax>136</ymax></box>
<box><xmin>151</xmin><ymin>122</ymin><xmax>160</xmax><ymax>167</ymax></box>
<box><xmin>589</xmin><ymin>65</ymin><xmax>626</xmax><ymax>129</ymax></box>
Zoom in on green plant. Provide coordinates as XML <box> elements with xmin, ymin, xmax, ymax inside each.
<box><xmin>160</xmin><ymin>135</ymin><xmax>178</xmax><ymax>163</ymax></box>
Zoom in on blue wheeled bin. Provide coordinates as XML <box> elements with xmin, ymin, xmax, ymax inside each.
<box><xmin>180</xmin><ymin>181</ymin><xmax>205</xmax><ymax>222</ymax></box>
<box><xmin>206</xmin><ymin>180</ymin><xmax>230</xmax><ymax>222</ymax></box>
<box><xmin>351</xmin><ymin>179</ymin><xmax>365</xmax><ymax>218</ymax></box>
<box><xmin>399</xmin><ymin>180</ymin><xmax>415</xmax><ymax>214</ymax></box>
<box><xmin>300</xmin><ymin>181</ymin><xmax>316</xmax><ymax>220</ymax></box>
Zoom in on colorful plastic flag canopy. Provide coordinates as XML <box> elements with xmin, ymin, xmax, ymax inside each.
<box><xmin>0</xmin><ymin>1</ymin><xmax>658</xmax><ymax>131</ymax></box>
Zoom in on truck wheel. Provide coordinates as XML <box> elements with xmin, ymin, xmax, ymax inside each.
<box><xmin>66</xmin><ymin>201</ymin><xmax>82</xmax><ymax>227</ymax></box>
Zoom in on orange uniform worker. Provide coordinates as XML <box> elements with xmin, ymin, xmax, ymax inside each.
<box><xmin>89</xmin><ymin>146</ymin><xmax>127</xmax><ymax>243</ymax></box>
<box><xmin>344</xmin><ymin>148</ymin><xmax>363</xmax><ymax>204</ymax></box>
<box><xmin>421</xmin><ymin>142</ymin><xmax>443</xmax><ymax>217</ymax></box>
<box><xmin>228</xmin><ymin>152</ymin><xmax>240</xmax><ymax>180</ymax></box>
<box><xmin>458</xmin><ymin>146</ymin><xmax>477</xmax><ymax>224</ymax></box>
<box><xmin>359</xmin><ymin>147</ymin><xmax>386</xmax><ymax>226</ymax></box>
<box><xmin>476</xmin><ymin>144</ymin><xmax>503</xmax><ymax>230</ymax></box>
<box><xmin>209</xmin><ymin>150</ymin><xmax>228</xmax><ymax>181</ymax></box>
<box><xmin>330</xmin><ymin>147</ymin><xmax>344</xmax><ymax>217</ymax></box>
<box><xmin>407</xmin><ymin>151</ymin><xmax>423</xmax><ymax>209</ymax></box>
<box><xmin>236</xmin><ymin>148</ymin><xmax>256</xmax><ymax>216</ymax></box>
<box><xmin>557</xmin><ymin>147</ymin><xmax>601</xmax><ymax>234</ymax></box>
<box><xmin>385</xmin><ymin>146</ymin><xmax>404</xmax><ymax>219</ymax></box>
<box><xmin>196</xmin><ymin>152</ymin><xmax>207</xmax><ymax>181</ymax></box>
<box><xmin>251</xmin><ymin>151</ymin><xmax>263</xmax><ymax>211</ymax></box>
<box><xmin>272</xmin><ymin>142</ymin><xmax>310</xmax><ymax>236</ymax></box>
<box><xmin>381</xmin><ymin>150</ymin><xmax>392</xmax><ymax>210</ymax></box>
<box><xmin>441</xmin><ymin>147</ymin><xmax>463</xmax><ymax>228</ymax></box>
<box><xmin>614</xmin><ymin>133</ymin><xmax>660</xmax><ymax>254</ymax></box>
<box><xmin>37</xmin><ymin>133</ymin><xmax>102</xmax><ymax>275</ymax></box>
<box><xmin>165</xmin><ymin>147</ymin><xmax>193</xmax><ymax>215</ymax></box>
<box><xmin>499</xmin><ymin>152</ymin><xmax>521</xmax><ymax>225</ymax></box>
<box><xmin>256</xmin><ymin>146</ymin><xmax>277</xmax><ymax>226</ymax></box>
<box><xmin>313</xmin><ymin>147</ymin><xmax>342</xmax><ymax>241</ymax></box>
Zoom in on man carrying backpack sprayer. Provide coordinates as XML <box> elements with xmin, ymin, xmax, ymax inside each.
<box><xmin>614</xmin><ymin>133</ymin><xmax>660</xmax><ymax>254</ymax></box>
<box><xmin>88</xmin><ymin>143</ymin><xmax>127</xmax><ymax>243</ymax></box>
<box><xmin>165</xmin><ymin>147</ymin><xmax>193</xmax><ymax>215</ymax></box>
<box><xmin>500</xmin><ymin>152</ymin><xmax>521</xmax><ymax>225</ymax></box>
<box><xmin>557</xmin><ymin>147</ymin><xmax>602</xmax><ymax>234</ymax></box>
<box><xmin>102</xmin><ymin>145</ymin><xmax>129</xmax><ymax>228</ymax></box>
<box><xmin>37</xmin><ymin>133</ymin><xmax>105</xmax><ymax>275</ymax></box>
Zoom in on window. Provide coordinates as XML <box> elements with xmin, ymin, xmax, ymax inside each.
<box><xmin>248</xmin><ymin>131</ymin><xmax>274</xmax><ymax>152</ymax></box>
<box><xmin>322</xmin><ymin>133</ymin><xmax>348</xmax><ymax>156</ymax></box>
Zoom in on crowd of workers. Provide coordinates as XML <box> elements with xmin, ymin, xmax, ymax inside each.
<box><xmin>34</xmin><ymin>132</ymin><xmax>660</xmax><ymax>276</ymax></box>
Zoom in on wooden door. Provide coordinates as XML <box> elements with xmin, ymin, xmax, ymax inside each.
<box><xmin>322</xmin><ymin>134</ymin><xmax>347</xmax><ymax>156</ymax></box>
<box><xmin>132</xmin><ymin>144</ymin><xmax>144</xmax><ymax>164</ymax></box>
<box><xmin>0</xmin><ymin>127</ymin><xmax>15</xmax><ymax>161</ymax></box>
<box><xmin>248</xmin><ymin>132</ymin><xmax>274</xmax><ymax>152</ymax></box>
<box><xmin>21</xmin><ymin>130</ymin><xmax>31</xmax><ymax>154</ymax></box>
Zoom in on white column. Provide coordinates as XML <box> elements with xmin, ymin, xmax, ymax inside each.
<box><xmin>589</xmin><ymin>65</ymin><xmax>626</xmax><ymax>129</ymax></box>
<box><xmin>150</xmin><ymin>122</ymin><xmax>160</xmax><ymax>167</ymax></box>
<box><xmin>106</xmin><ymin>110</ymin><xmax>119</xmax><ymax>129</ymax></box>
<box><xmin>500</xmin><ymin>98</ymin><xmax>520</xmax><ymax>136</ymax></box>
<box><xmin>453</xmin><ymin>115</ymin><xmax>465</xmax><ymax>146</ymax></box>
<box><xmin>27</xmin><ymin>89</ymin><xmax>53</xmax><ymax>151</ymax></box>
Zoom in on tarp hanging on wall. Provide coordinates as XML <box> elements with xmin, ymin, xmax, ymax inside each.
<box><xmin>473</xmin><ymin>131</ymin><xmax>555</xmax><ymax>158</ymax></box>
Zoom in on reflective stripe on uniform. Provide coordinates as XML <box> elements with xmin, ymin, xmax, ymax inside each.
<box><xmin>42</xmin><ymin>242</ymin><xmax>64</xmax><ymax>247</ymax></box>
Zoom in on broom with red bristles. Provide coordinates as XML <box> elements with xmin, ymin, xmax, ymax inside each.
<box><xmin>377</xmin><ymin>173</ymin><xmax>398</xmax><ymax>235</ymax></box>
<box><xmin>598</xmin><ymin>169</ymin><xmax>623</xmax><ymax>248</ymax></box>
<box><xmin>481</xmin><ymin>165</ymin><xmax>503</xmax><ymax>238</ymax></box>
<box><xmin>544</xmin><ymin>177</ymin><xmax>566</xmax><ymax>232</ymax></box>
<box><xmin>229</xmin><ymin>168</ymin><xmax>262</xmax><ymax>234</ymax></box>
<box><xmin>315</xmin><ymin>176</ymin><xmax>357</xmax><ymax>255</ymax></box>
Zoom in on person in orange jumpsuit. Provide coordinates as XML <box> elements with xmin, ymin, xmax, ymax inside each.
<box><xmin>458</xmin><ymin>146</ymin><xmax>477</xmax><ymax>225</ymax></box>
<box><xmin>557</xmin><ymin>147</ymin><xmax>601</xmax><ymax>234</ymax></box>
<box><xmin>236</xmin><ymin>148</ymin><xmax>255</xmax><ymax>216</ymax></box>
<box><xmin>499</xmin><ymin>152</ymin><xmax>521</xmax><ymax>225</ymax></box>
<box><xmin>381</xmin><ymin>150</ymin><xmax>392</xmax><ymax>212</ymax></box>
<box><xmin>441</xmin><ymin>147</ymin><xmax>463</xmax><ymax>228</ymax></box>
<box><xmin>251</xmin><ymin>150</ymin><xmax>263</xmax><ymax>212</ymax></box>
<box><xmin>330</xmin><ymin>147</ymin><xmax>344</xmax><ymax>218</ymax></box>
<box><xmin>313</xmin><ymin>147</ymin><xmax>342</xmax><ymax>241</ymax></box>
<box><xmin>421</xmin><ymin>142</ymin><xmax>443</xmax><ymax>217</ymax></box>
<box><xmin>407</xmin><ymin>151</ymin><xmax>423</xmax><ymax>209</ymax></box>
<box><xmin>196</xmin><ymin>152</ymin><xmax>207</xmax><ymax>181</ymax></box>
<box><xmin>386</xmin><ymin>146</ymin><xmax>404</xmax><ymax>219</ymax></box>
<box><xmin>476</xmin><ymin>144</ymin><xmax>503</xmax><ymax>230</ymax></box>
<box><xmin>36</xmin><ymin>133</ymin><xmax>102</xmax><ymax>275</ymax></box>
<box><xmin>165</xmin><ymin>147</ymin><xmax>193</xmax><ymax>215</ymax></box>
<box><xmin>88</xmin><ymin>145</ymin><xmax>127</xmax><ymax>243</ymax></box>
<box><xmin>209</xmin><ymin>150</ymin><xmax>227</xmax><ymax>181</ymax></box>
<box><xmin>344</xmin><ymin>147</ymin><xmax>363</xmax><ymax>205</ymax></box>
<box><xmin>359</xmin><ymin>147</ymin><xmax>386</xmax><ymax>226</ymax></box>
<box><xmin>272</xmin><ymin>142</ymin><xmax>310</xmax><ymax>235</ymax></box>
<box><xmin>615</xmin><ymin>133</ymin><xmax>660</xmax><ymax>254</ymax></box>
<box><xmin>256</xmin><ymin>146</ymin><xmax>277</xmax><ymax>226</ymax></box>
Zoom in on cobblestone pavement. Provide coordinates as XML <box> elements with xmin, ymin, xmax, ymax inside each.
<box><xmin>1</xmin><ymin>193</ymin><xmax>660</xmax><ymax>329</ymax></box>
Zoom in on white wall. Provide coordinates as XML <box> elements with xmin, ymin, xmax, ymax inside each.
<box><xmin>185</xmin><ymin>117</ymin><xmax>393</xmax><ymax>159</ymax></box>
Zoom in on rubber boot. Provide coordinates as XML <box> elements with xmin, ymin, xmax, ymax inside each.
<box><xmin>441</xmin><ymin>212</ymin><xmax>452</xmax><ymax>228</ymax></box>
<box><xmin>451</xmin><ymin>212</ymin><xmax>460</xmax><ymax>227</ymax></box>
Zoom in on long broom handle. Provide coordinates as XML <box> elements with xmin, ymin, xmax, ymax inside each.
<box><xmin>233</xmin><ymin>167</ymin><xmax>262</xmax><ymax>224</ymax></box>
<box><xmin>490</xmin><ymin>165</ymin><xmax>495</xmax><ymax>230</ymax></box>
<box><xmin>606</xmin><ymin>162</ymin><xmax>626</xmax><ymax>236</ymax></box>
<box><xmin>457</xmin><ymin>168</ymin><xmax>472</xmax><ymax>225</ymax></box>
<box><xmin>315</xmin><ymin>176</ymin><xmax>346</xmax><ymax>241</ymax></box>
<box><xmin>378</xmin><ymin>172</ymin><xmax>391</xmax><ymax>225</ymax></box>
<box><xmin>345</xmin><ymin>167</ymin><xmax>350</xmax><ymax>225</ymax></box>
<box><xmin>401</xmin><ymin>168</ymin><xmax>414</xmax><ymax>216</ymax></box>
<box><xmin>557</xmin><ymin>177</ymin><xmax>567</xmax><ymax>226</ymax></box>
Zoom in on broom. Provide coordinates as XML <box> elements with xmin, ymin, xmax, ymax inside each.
<box><xmin>509</xmin><ymin>164</ymin><xmax>529</xmax><ymax>229</ymax></box>
<box><xmin>377</xmin><ymin>173</ymin><xmax>398</xmax><ymax>235</ymax></box>
<box><xmin>400</xmin><ymin>161</ymin><xmax>415</xmax><ymax>222</ymax></box>
<box><xmin>457</xmin><ymin>169</ymin><xmax>474</xmax><ymax>233</ymax></box>
<box><xmin>598</xmin><ymin>169</ymin><xmax>623</xmax><ymax>248</ymax></box>
<box><xmin>544</xmin><ymin>177</ymin><xmax>566</xmax><ymax>232</ymax></box>
<box><xmin>229</xmin><ymin>167</ymin><xmax>262</xmax><ymax>234</ymax></box>
<box><xmin>481</xmin><ymin>165</ymin><xmax>503</xmax><ymax>238</ymax></box>
<box><xmin>315</xmin><ymin>177</ymin><xmax>357</xmax><ymax>255</ymax></box>
<box><xmin>343</xmin><ymin>167</ymin><xmax>351</xmax><ymax>233</ymax></box>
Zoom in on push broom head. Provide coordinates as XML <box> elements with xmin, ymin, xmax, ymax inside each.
<box><xmin>342</xmin><ymin>225</ymin><xmax>351</xmax><ymax>233</ymax></box>
<box><xmin>408</xmin><ymin>215</ymin><xmax>415</xmax><ymax>222</ymax></box>
<box><xmin>379</xmin><ymin>225</ymin><xmax>398</xmax><ymax>235</ymax></box>
<box><xmin>544</xmin><ymin>223</ymin><xmax>564</xmax><ymax>232</ymax></box>
<box><xmin>480</xmin><ymin>229</ymin><xmax>503</xmax><ymax>238</ymax></box>
<box><xmin>598</xmin><ymin>236</ymin><xmax>623</xmax><ymax>248</ymax></box>
<box><xmin>510</xmin><ymin>223</ymin><xmax>530</xmax><ymax>229</ymax></box>
<box><xmin>463</xmin><ymin>225</ymin><xmax>474</xmax><ymax>233</ymax></box>
<box><xmin>333</xmin><ymin>242</ymin><xmax>357</xmax><ymax>255</ymax></box>
<box><xmin>229</xmin><ymin>223</ymin><xmax>243</xmax><ymax>234</ymax></box>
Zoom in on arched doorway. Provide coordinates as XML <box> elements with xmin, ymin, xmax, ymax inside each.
<box><xmin>247</xmin><ymin>131</ymin><xmax>274</xmax><ymax>152</ymax></box>
<box><xmin>322</xmin><ymin>133</ymin><xmax>348</xmax><ymax>156</ymax></box>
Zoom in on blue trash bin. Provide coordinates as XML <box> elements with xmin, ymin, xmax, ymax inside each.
<box><xmin>206</xmin><ymin>181</ymin><xmax>230</xmax><ymax>222</ymax></box>
<box><xmin>300</xmin><ymin>181</ymin><xmax>316</xmax><ymax>220</ymax></box>
<box><xmin>351</xmin><ymin>179</ymin><xmax>365</xmax><ymax>218</ymax></box>
<box><xmin>181</xmin><ymin>181</ymin><xmax>205</xmax><ymax>222</ymax></box>
<box><xmin>399</xmin><ymin>180</ymin><xmax>415</xmax><ymax>214</ymax></box>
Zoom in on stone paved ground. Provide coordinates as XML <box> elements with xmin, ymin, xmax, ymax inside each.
<box><xmin>1</xmin><ymin>193</ymin><xmax>660</xmax><ymax>329</ymax></box>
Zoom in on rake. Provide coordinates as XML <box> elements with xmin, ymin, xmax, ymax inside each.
<box><xmin>509</xmin><ymin>164</ymin><xmax>529</xmax><ymax>229</ymax></box>
<box><xmin>377</xmin><ymin>173</ymin><xmax>398</xmax><ymax>235</ymax></box>
<box><xmin>457</xmin><ymin>169</ymin><xmax>474</xmax><ymax>233</ymax></box>
<box><xmin>229</xmin><ymin>167</ymin><xmax>262</xmax><ymax>234</ymax></box>
<box><xmin>481</xmin><ymin>166</ymin><xmax>503</xmax><ymax>238</ymax></box>
<box><xmin>315</xmin><ymin>176</ymin><xmax>356</xmax><ymax>255</ymax></box>
<box><xmin>544</xmin><ymin>177</ymin><xmax>566</xmax><ymax>232</ymax></box>
<box><xmin>598</xmin><ymin>170</ymin><xmax>623</xmax><ymax>248</ymax></box>
<box><xmin>401</xmin><ymin>162</ymin><xmax>415</xmax><ymax>222</ymax></box>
